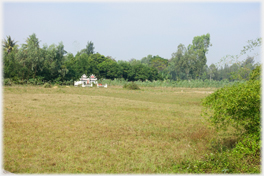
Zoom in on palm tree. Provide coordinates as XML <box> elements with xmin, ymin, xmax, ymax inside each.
<box><xmin>2</xmin><ymin>35</ymin><xmax>18</xmax><ymax>54</ymax></box>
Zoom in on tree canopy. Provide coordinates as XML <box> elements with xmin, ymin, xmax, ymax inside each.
<box><xmin>2</xmin><ymin>33</ymin><xmax>260</xmax><ymax>84</ymax></box>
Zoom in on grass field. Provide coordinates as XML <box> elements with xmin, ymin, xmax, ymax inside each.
<box><xmin>3</xmin><ymin>85</ymin><xmax>230</xmax><ymax>173</ymax></box>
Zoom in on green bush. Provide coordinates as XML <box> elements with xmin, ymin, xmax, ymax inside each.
<box><xmin>123</xmin><ymin>82</ymin><xmax>140</xmax><ymax>90</ymax></box>
<box><xmin>179</xmin><ymin>66</ymin><xmax>261</xmax><ymax>173</ymax></box>
<box><xmin>43</xmin><ymin>83</ymin><xmax>52</xmax><ymax>88</ymax></box>
<box><xmin>232</xmin><ymin>134</ymin><xmax>260</xmax><ymax>158</ymax></box>
<box><xmin>202</xmin><ymin>77</ymin><xmax>260</xmax><ymax>136</ymax></box>
<box><xmin>66</xmin><ymin>80</ymin><xmax>73</xmax><ymax>85</ymax></box>
<box><xmin>4</xmin><ymin>78</ymin><xmax>12</xmax><ymax>86</ymax></box>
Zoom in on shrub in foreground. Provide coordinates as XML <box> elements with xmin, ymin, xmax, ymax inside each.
<box><xmin>172</xmin><ymin>66</ymin><xmax>261</xmax><ymax>174</ymax></box>
<box><xmin>123</xmin><ymin>82</ymin><xmax>140</xmax><ymax>90</ymax></box>
<box><xmin>4</xmin><ymin>79</ymin><xmax>12</xmax><ymax>86</ymax></box>
<box><xmin>202</xmin><ymin>70</ymin><xmax>261</xmax><ymax>136</ymax></box>
<box><xmin>43</xmin><ymin>83</ymin><xmax>52</xmax><ymax>88</ymax></box>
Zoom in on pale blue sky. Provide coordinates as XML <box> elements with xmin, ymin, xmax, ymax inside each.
<box><xmin>2</xmin><ymin>1</ymin><xmax>262</xmax><ymax>66</ymax></box>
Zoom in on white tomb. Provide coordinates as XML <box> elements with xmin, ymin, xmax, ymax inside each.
<box><xmin>74</xmin><ymin>74</ymin><xmax>107</xmax><ymax>88</ymax></box>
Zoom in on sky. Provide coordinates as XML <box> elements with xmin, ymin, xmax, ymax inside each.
<box><xmin>1</xmin><ymin>0</ymin><xmax>262</xmax><ymax>66</ymax></box>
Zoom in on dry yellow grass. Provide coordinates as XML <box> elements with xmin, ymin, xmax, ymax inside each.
<box><xmin>3</xmin><ymin>85</ymin><xmax>218</xmax><ymax>173</ymax></box>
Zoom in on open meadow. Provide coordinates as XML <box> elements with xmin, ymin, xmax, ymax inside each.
<box><xmin>3</xmin><ymin>85</ymin><xmax>230</xmax><ymax>173</ymax></box>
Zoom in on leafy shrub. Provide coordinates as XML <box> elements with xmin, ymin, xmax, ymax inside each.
<box><xmin>56</xmin><ymin>81</ymin><xmax>62</xmax><ymax>85</ymax></box>
<box><xmin>182</xmin><ymin>66</ymin><xmax>261</xmax><ymax>174</ymax></box>
<box><xmin>4</xmin><ymin>79</ymin><xmax>12</xmax><ymax>86</ymax></box>
<box><xmin>202</xmin><ymin>77</ymin><xmax>260</xmax><ymax>136</ymax></box>
<box><xmin>29</xmin><ymin>78</ymin><xmax>41</xmax><ymax>85</ymax></box>
<box><xmin>123</xmin><ymin>82</ymin><xmax>140</xmax><ymax>90</ymax></box>
<box><xmin>232</xmin><ymin>134</ymin><xmax>260</xmax><ymax>158</ymax></box>
<box><xmin>66</xmin><ymin>80</ymin><xmax>73</xmax><ymax>85</ymax></box>
<box><xmin>43</xmin><ymin>83</ymin><xmax>51</xmax><ymax>88</ymax></box>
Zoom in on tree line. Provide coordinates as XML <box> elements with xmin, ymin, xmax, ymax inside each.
<box><xmin>2</xmin><ymin>33</ymin><xmax>259</xmax><ymax>84</ymax></box>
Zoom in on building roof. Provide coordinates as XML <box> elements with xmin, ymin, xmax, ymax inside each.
<box><xmin>89</xmin><ymin>74</ymin><xmax>97</xmax><ymax>79</ymax></box>
<box><xmin>81</xmin><ymin>74</ymin><xmax>87</xmax><ymax>78</ymax></box>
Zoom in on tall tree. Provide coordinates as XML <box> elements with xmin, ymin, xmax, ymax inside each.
<box><xmin>117</xmin><ymin>60</ymin><xmax>132</xmax><ymax>80</ymax></box>
<box><xmin>2</xmin><ymin>35</ymin><xmax>18</xmax><ymax>54</ymax></box>
<box><xmin>208</xmin><ymin>64</ymin><xmax>217</xmax><ymax>81</ymax></box>
<box><xmin>141</xmin><ymin>54</ymin><xmax>152</xmax><ymax>66</ymax></box>
<box><xmin>98</xmin><ymin>59</ymin><xmax>122</xmax><ymax>79</ymax></box>
<box><xmin>190</xmin><ymin>33</ymin><xmax>211</xmax><ymax>79</ymax></box>
<box><xmin>169</xmin><ymin>44</ymin><xmax>188</xmax><ymax>80</ymax></box>
<box><xmin>16</xmin><ymin>44</ymin><xmax>31</xmax><ymax>80</ymax></box>
<box><xmin>3</xmin><ymin>47</ymin><xmax>19</xmax><ymax>78</ymax></box>
<box><xmin>129</xmin><ymin>58</ymin><xmax>141</xmax><ymax>66</ymax></box>
<box><xmin>86</xmin><ymin>41</ymin><xmax>95</xmax><ymax>55</ymax></box>
<box><xmin>56</xmin><ymin>42</ymin><xmax>68</xmax><ymax>80</ymax></box>
<box><xmin>74</xmin><ymin>53</ymin><xmax>90</xmax><ymax>78</ymax></box>
<box><xmin>42</xmin><ymin>42</ymin><xmax>67</xmax><ymax>80</ymax></box>
<box><xmin>149</xmin><ymin>55</ymin><xmax>168</xmax><ymax>73</ymax></box>
<box><xmin>64</xmin><ymin>53</ymin><xmax>77</xmax><ymax>81</ymax></box>
<box><xmin>24</xmin><ymin>33</ymin><xmax>44</xmax><ymax>78</ymax></box>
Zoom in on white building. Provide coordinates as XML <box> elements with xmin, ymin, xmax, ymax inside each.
<box><xmin>74</xmin><ymin>74</ymin><xmax>107</xmax><ymax>88</ymax></box>
<box><xmin>74</xmin><ymin>74</ymin><xmax>97</xmax><ymax>87</ymax></box>
<box><xmin>88</xmin><ymin>74</ymin><xmax>97</xmax><ymax>85</ymax></box>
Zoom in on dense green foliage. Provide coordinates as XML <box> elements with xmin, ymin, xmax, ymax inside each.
<box><xmin>3</xmin><ymin>33</ymin><xmax>259</xmax><ymax>86</ymax></box>
<box><xmin>249</xmin><ymin>65</ymin><xmax>261</xmax><ymax>80</ymax></box>
<box><xmin>2</xmin><ymin>34</ymin><xmax>162</xmax><ymax>84</ymax></box>
<box><xmin>202</xmin><ymin>67</ymin><xmax>261</xmax><ymax>136</ymax></box>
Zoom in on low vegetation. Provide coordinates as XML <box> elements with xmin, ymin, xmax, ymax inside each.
<box><xmin>123</xmin><ymin>82</ymin><xmax>140</xmax><ymax>90</ymax></box>
<box><xmin>43</xmin><ymin>83</ymin><xmax>51</xmax><ymax>88</ymax></box>
<box><xmin>3</xmin><ymin>77</ymin><xmax>242</xmax><ymax>89</ymax></box>
<box><xmin>103</xmin><ymin>78</ymin><xmax>241</xmax><ymax>88</ymax></box>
